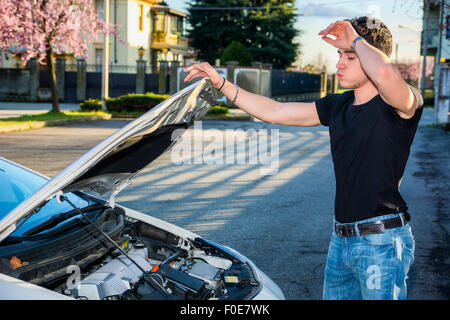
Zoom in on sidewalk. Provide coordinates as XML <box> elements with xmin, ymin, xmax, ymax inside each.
<box><xmin>0</xmin><ymin>102</ymin><xmax>80</xmax><ymax>119</ymax></box>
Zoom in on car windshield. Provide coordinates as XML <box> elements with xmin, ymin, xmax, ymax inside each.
<box><xmin>0</xmin><ymin>159</ymin><xmax>95</xmax><ymax>237</ymax></box>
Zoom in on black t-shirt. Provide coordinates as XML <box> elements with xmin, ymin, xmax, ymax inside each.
<box><xmin>315</xmin><ymin>86</ymin><xmax>423</xmax><ymax>223</ymax></box>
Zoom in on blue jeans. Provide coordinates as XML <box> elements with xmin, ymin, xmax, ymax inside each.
<box><xmin>323</xmin><ymin>213</ymin><xmax>415</xmax><ymax>300</ymax></box>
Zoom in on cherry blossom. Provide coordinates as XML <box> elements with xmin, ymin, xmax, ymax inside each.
<box><xmin>0</xmin><ymin>0</ymin><xmax>119</xmax><ymax>111</ymax></box>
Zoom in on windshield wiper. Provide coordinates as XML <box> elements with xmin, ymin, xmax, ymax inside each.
<box><xmin>22</xmin><ymin>203</ymin><xmax>105</xmax><ymax>237</ymax></box>
<box><xmin>3</xmin><ymin>218</ymin><xmax>88</xmax><ymax>244</ymax></box>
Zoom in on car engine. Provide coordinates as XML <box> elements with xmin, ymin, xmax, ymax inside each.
<box><xmin>0</xmin><ymin>207</ymin><xmax>260</xmax><ymax>300</ymax></box>
<box><xmin>68</xmin><ymin>238</ymin><xmax>236</xmax><ymax>300</ymax></box>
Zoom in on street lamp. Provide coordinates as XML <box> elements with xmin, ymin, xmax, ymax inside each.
<box><xmin>138</xmin><ymin>47</ymin><xmax>146</xmax><ymax>60</ymax></box>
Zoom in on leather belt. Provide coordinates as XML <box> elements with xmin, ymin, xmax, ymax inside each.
<box><xmin>334</xmin><ymin>216</ymin><xmax>406</xmax><ymax>238</ymax></box>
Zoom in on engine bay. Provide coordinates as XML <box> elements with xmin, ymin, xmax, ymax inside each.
<box><xmin>0</xmin><ymin>206</ymin><xmax>260</xmax><ymax>300</ymax></box>
<box><xmin>64</xmin><ymin>215</ymin><xmax>260</xmax><ymax>300</ymax></box>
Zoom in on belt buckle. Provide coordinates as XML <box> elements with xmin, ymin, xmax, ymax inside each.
<box><xmin>346</xmin><ymin>225</ymin><xmax>355</xmax><ymax>237</ymax></box>
<box><xmin>359</xmin><ymin>220</ymin><xmax>385</xmax><ymax>235</ymax></box>
<box><xmin>375</xmin><ymin>221</ymin><xmax>386</xmax><ymax>233</ymax></box>
<box><xmin>335</xmin><ymin>224</ymin><xmax>348</xmax><ymax>237</ymax></box>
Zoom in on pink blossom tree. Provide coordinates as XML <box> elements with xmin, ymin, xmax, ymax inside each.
<box><xmin>0</xmin><ymin>0</ymin><xmax>118</xmax><ymax>112</ymax></box>
<box><xmin>394</xmin><ymin>59</ymin><xmax>435</xmax><ymax>88</ymax></box>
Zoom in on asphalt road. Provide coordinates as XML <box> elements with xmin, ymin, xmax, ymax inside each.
<box><xmin>0</xmin><ymin>108</ymin><xmax>448</xmax><ymax>300</ymax></box>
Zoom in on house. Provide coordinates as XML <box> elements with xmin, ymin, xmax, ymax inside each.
<box><xmin>0</xmin><ymin>0</ymin><xmax>192</xmax><ymax>72</ymax></box>
<box><xmin>90</xmin><ymin>0</ymin><xmax>192</xmax><ymax>73</ymax></box>
<box><xmin>421</xmin><ymin>0</ymin><xmax>450</xmax><ymax>126</ymax></box>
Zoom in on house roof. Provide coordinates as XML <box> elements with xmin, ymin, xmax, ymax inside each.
<box><xmin>151</xmin><ymin>5</ymin><xmax>188</xmax><ymax>17</ymax></box>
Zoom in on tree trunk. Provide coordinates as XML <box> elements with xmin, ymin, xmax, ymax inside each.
<box><xmin>46</xmin><ymin>47</ymin><xmax>60</xmax><ymax>113</ymax></box>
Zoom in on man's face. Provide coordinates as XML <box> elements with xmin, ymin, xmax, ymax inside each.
<box><xmin>336</xmin><ymin>49</ymin><xmax>369</xmax><ymax>89</ymax></box>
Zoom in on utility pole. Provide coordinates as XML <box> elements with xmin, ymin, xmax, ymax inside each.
<box><xmin>434</xmin><ymin>0</ymin><xmax>445</xmax><ymax>124</ymax></box>
<box><xmin>101</xmin><ymin>0</ymin><xmax>110</xmax><ymax>110</ymax></box>
<box><xmin>421</xmin><ymin>0</ymin><xmax>430</xmax><ymax>98</ymax></box>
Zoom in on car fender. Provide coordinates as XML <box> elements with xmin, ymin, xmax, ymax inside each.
<box><xmin>0</xmin><ymin>273</ymin><xmax>73</xmax><ymax>300</ymax></box>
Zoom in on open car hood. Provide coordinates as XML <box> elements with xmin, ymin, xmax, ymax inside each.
<box><xmin>0</xmin><ymin>79</ymin><xmax>216</xmax><ymax>241</ymax></box>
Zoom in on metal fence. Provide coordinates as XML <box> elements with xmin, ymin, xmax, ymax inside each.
<box><xmin>22</xmin><ymin>63</ymin><xmax>323</xmax><ymax>103</ymax></box>
<box><xmin>66</xmin><ymin>64</ymin><xmax>150</xmax><ymax>74</ymax></box>
<box><xmin>271</xmin><ymin>70</ymin><xmax>321</xmax><ymax>96</ymax></box>
<box><xmin>38</xmin><ymin>69</ymin><xmax>160</xmax><ymax>102</ymax></box>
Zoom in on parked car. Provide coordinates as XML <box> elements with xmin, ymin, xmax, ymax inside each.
<box><xmin>0</xmin><ymin>79</ymin><xmax>285</xmax><ymax>300</ymax></box>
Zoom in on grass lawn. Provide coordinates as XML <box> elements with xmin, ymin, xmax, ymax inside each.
<box><xmin>337</xmin><ymin>89</ymin><xmax>353</xmax><ymax>94</ymax></box>
<box><xmin>0</xmin><ymin>108</ymin><xmax>247</xmax><ymax>128</ymax></box>
<box><xmin>0</xmin><ymin>110</ymin><xmax>110</xmax><ymax>126</ymax></box>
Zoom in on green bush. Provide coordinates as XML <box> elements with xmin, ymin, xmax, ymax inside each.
<box><xmin>206</xmin><ymin>105</ymin><xmax>229</xmax><ymax>116</ymax></box>
<box><xmin>105</xmin><ymin>92</ymin><xmax>170</xmax><ymax>113</ymax></box>
<box><xmin>80</xmin><ymin>98</ymin><xmax>102</xmax><ymax>111</ymax></box>
<box><xmin>220</xmin><ymin>41</ymin><xmax>253</xmax><ymax>66</ymax></box>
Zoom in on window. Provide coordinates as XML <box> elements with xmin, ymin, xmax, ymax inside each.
<box><xmin>95</xmin><ymin>0</ymin><xmax>104</xmax><ymax>20</ymax></box>
<box><xmin>138</xmin><ymin>4</ymin><xmax>144</xmax><ymax>32</ymax></box>
<box><xmin>169</xmin><ymin>16</ymin><xmax>177</xmax><ymax>34</ymax></box>
<box><xmin>0</xmin><ymin>160</ymin><xmax>91</xmax><ymax>230</ymax></box>
<box><xmin>95</xmin><ymin>48</ymin><xmax>103</xmax><ymax>72</ymax></box>
<box><xmin>177</xmin><ymin>17</ymin><xmax>184</xmax><ymax>35</ymax></box>
<box><xmin>155</xmin><ymin>14</ymin><xmax>164</xmax><ymax>32</ymax></box>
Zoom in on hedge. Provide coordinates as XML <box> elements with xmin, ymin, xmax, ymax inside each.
<box><xmin>80</xmin><ymin>94</ymin><xmax>229</xmax><ymax>116</ymax></box>
<box><xmin>105</xmin><ymin>93</ymin><xmax>170</xmax><ymax>112</ymax></box>
<box><xmin>80</xmin><ymin>98</ymin><xmax>103</xmax><ymax>111</ymax></box>
<box><xmin>206</xmin><ymin>105</ymin><xmax>229</xmax><ymax>116</ymax></box>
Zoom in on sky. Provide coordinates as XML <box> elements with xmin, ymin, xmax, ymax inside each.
<box><xmin>164</xmin><ymin>0</ymin><xmax>424</xmax><ymax>71</ymax></box>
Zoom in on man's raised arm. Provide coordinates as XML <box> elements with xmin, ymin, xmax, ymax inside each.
<box><xmin>183</xmin><ymin>62</ymin><xmax>321</xmax><ymax>127</ymax></box>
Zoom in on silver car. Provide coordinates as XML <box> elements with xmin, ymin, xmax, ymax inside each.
<box><xmin>0</xmin><ymin>79</ymin><xmax>285</xmax><ymax>300</ymax></box>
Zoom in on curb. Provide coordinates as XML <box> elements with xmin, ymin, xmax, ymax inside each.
<box><xmin>0</xmin><ymin>114</ymin><xmax>112</xmax><ymax>133</ymax></box>
<box><xmin>201</xmin><ymin>115</ymin><xmax>254</xmax><ymax>121</ymax></box>
<box><xmin>110</xmin><ymin>114</ymin><xmax>254</xmax><ymax>121</ymax></box>
<box><xmin>0</xmin><ymin>113</ymin><xmax>253</xmax><ymax>133</ymax></box>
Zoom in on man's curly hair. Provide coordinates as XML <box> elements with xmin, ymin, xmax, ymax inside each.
<box><xmin>346</xmin><ymin>16</ymin><xmax>393</xmax><ymax>57</ymax></box>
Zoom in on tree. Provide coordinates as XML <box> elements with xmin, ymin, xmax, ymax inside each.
<box><xmin>220</xmin><ymin>41</ymin><xmax>253</xmax><ymax>65</ymax></box>
<box><xmin>187</xmin><ymin>0</ymin><xmax>300</xmax><ymax>69</ymax></box>
<box><xmin>245</xmin><ymin>0</ymin><xmax>299</xmax><ymax>69</ymax></box>
<box><xmin>394</xmin><ymin>59</ymin><xmax>435</xmax><ymax>88</ymax></box>
<box><xmin>0</xmin><ymin>0</ymin><xmax>117</xmax><ymax>112</ymax></box>
<box><xmin>187</xmin><ymin>0</ymin><xmax>248</xmax><ymax>64</ymax></box>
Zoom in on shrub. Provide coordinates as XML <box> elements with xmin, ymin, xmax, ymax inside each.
<box><xmin>206</xmin><ymin>105</ymin><xmax>229</xmax><ymax>116</ymax></box>
<box><xmin>105</xmin><ymin>92</ymin><xmax>170</xmax><ymax>112</ymax></box>
<box><xmin>80</xmin><ymin>99</ymin><xmax>102</xmax><ymax>111</ymax></box>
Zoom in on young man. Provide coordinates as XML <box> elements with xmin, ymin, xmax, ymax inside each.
<box><xmin>183</xmin><ymin>16</ymin><xmax>423</xmax><ymax>300</ymax></box>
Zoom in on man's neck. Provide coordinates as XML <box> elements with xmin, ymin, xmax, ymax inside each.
<box><xmin>353</xmin><ymin>81</ymin><xmax>379</xmax><ymax>105</ymax></box>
